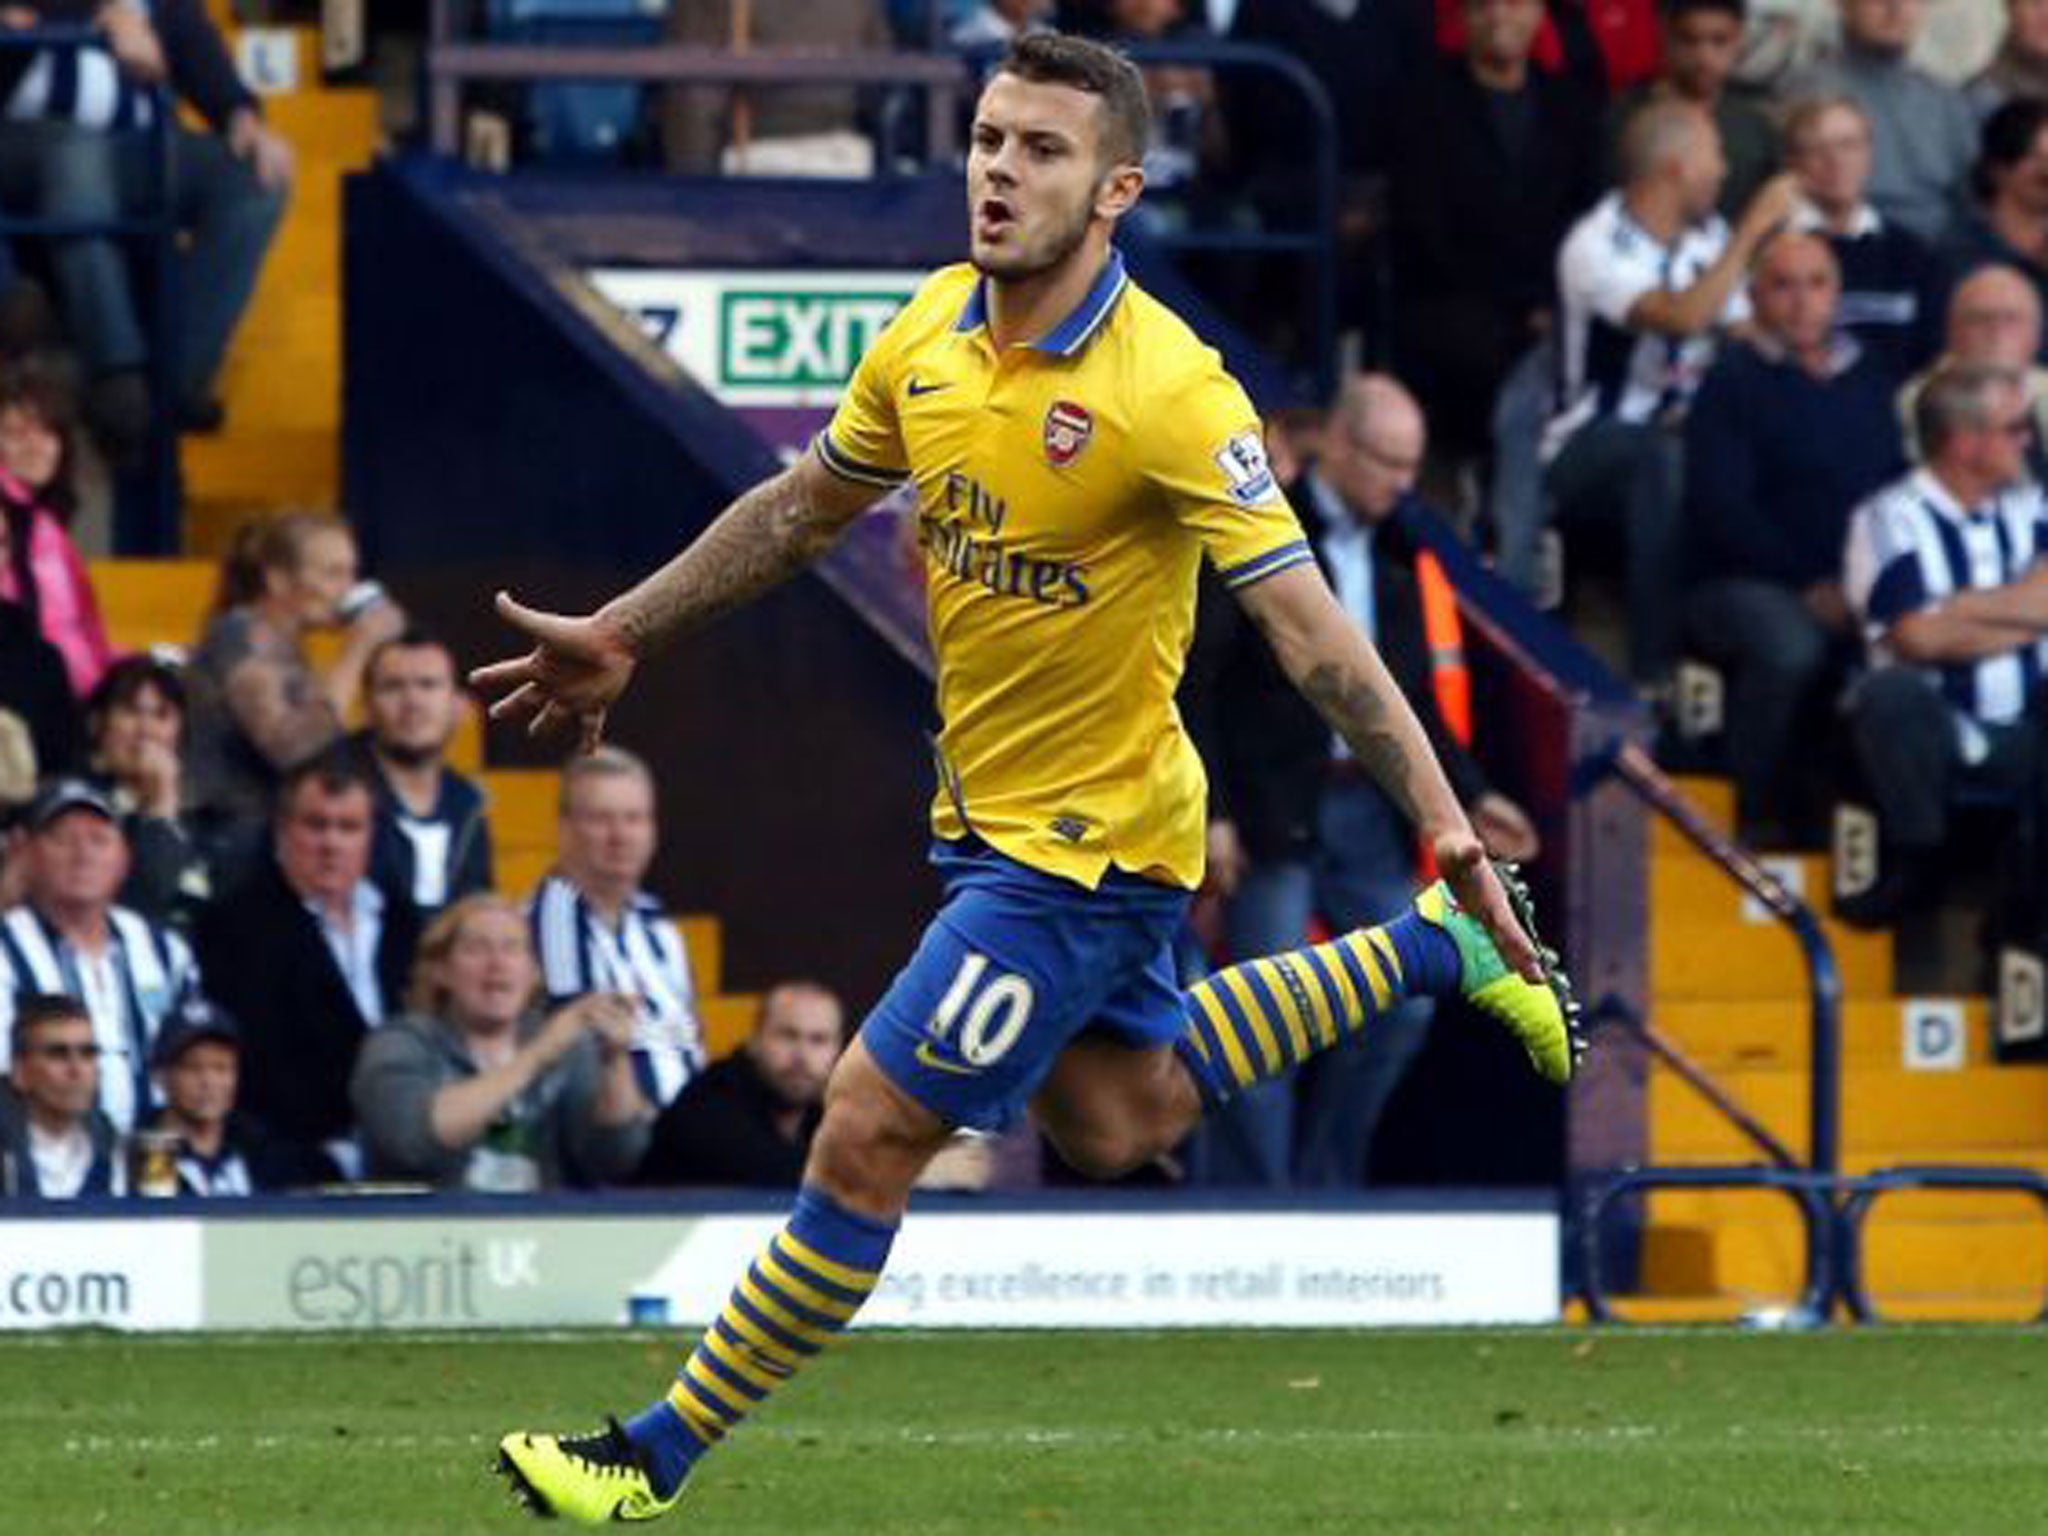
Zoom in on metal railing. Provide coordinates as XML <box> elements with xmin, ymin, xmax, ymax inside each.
<box><xmin>416</xmin><ymin>19</ymin><xmax>1341</xmax><ymax>395</ymax></box>
<box><xmin>1577</xmin><ymin>740</ymin><xmax>1844</xmax><ymax>1322</ymax></box>
<box><xmin>1578</xmin><ymin>741</ymin><xmax>2048</xmax><ymax>1324</ymax></box>
<box><xmin>0</xmin><ymin>26</ymin><xmax>180</xmax><ymax>553</ymax></box>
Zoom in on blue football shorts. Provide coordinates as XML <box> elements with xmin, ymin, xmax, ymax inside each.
<box><xmin>860</xmin><ymin>837</ymin><xmax>1193</xmax><ymax>1132</ymax></box>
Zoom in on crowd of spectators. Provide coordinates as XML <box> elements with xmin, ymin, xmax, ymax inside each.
<box><xmin>1162</xmin><ymin>0</ymin><xmax>2048</xmax><ymax>951</ymax></box>
<box><xmin>15</xmin><ymin>0</ymin><xmax>2048</xmax><ymax>1197</ymax></box>
<box><xmin>0</xmin><ymin>0</ymin><xmax>289</xmax><ymax>459</ymax></box>
<box><xmin>0</xmin><ymin>525</ymin><xmax>849</xmax><ymax>1201</ymax></box>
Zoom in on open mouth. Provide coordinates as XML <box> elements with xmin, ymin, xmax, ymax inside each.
<box><xmin>977</xmin><ymin>197</ymin><xmax>1016</xmax><ymax>236</ymax></box>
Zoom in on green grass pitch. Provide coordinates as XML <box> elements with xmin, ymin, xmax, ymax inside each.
<box><xmin>9</xmin><ymin>1328</ymin><xmax>2048</xmax><ymax>1534</ymax></box>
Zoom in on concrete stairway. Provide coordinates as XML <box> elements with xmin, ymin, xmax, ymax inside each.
<box><xmin>179</xmin><ymin>28</ymin><xmax>380</xmax><ymax>556</ymax></box>
<box><xmin>1630</xmin><ymin>777</ymin><xmax>2047</xmax><ymax>1321</ymax></box>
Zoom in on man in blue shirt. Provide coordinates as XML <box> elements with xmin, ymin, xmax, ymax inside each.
<box><xmin>1683</xmin><ymin>229</ymin><xmax>1906</xmax><ymax>844</ymax></box>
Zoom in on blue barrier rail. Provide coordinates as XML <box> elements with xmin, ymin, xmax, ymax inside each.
<box><xmin>1580</xmin><ymin>742</ymin><xmax>2048</xmax><ymax>1324</ymax></box>
<box><xmin>0</xmin><ymin>26</ymin><xmax>179</xmax><ymax>553</ymax></box>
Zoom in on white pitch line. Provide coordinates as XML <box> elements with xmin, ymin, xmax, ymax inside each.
<box><xmin>7</xmin><ymin>1323</ymin><xmax>2048</xmax><ymax>1349</ymax></box>
<box><xmin>48</xmin><ymin>1421</ymin><xmax>2048</xmax><ymax>1458</ymax></box>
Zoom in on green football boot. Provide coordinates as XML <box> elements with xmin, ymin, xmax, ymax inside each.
<box><xmin>1415</xmin><ymin>862</ymin><xmax>1585</xmax><ymax>1084</ymax></box>
<box><xmin>497</xmin><ymin>1418</ymin><xmax>685</xmax><ymax>1524</ymax></box>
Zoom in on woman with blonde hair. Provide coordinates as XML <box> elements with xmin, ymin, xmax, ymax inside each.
<box><xmin>181</xmin><ymin>510</ymin><xmax>406</xmax><ymax>823</ymax></box>
<box><xmin>350</xmin><ymin>894</ymin><xmax>652</xmax><ymax>1191</ymax></box>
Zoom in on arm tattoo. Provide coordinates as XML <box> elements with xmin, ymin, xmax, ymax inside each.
<box><xmin>609</xmin><ymin>469</ymin><xmax>851</xmax><ymax>656</ymax></box>
<box><xmin>1298</xmin><ymin>659</ymin><xmax>1431</xmax><ymax>828</ymax></box>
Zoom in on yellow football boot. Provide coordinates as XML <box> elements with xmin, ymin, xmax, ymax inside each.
<box><xmin>1414</xmin><ymin>862</ymin><xmax>1584</xmax><ymax>1084</ymax></box>
<box><xmin>497</xmin><ymin>1418</ymin><xmax>685</xmax><ymax>1524</ymax></box>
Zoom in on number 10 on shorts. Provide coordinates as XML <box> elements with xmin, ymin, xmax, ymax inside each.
<box><xmin>929</xmin><ymin>953</ymin><xmax>1036</xmax><ymax>1067</ymax></box>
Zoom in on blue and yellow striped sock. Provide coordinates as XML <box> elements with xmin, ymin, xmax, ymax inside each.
<box><xmin>623</xmin><ymin>1186</ymin><xmax>895</xmax><ymax>1497</ymax></box>
<box><xmin>1174</xmin><ymin>907</ymin><xmax>1459</xmax><ymax>1104</ymax></box>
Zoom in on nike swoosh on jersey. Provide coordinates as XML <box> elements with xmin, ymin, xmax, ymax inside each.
<box><xmin>914</xmin><ymin>1041</ymin><xmax>979</xmax><ymax>1075</ymax></box>
<box><xmin>906</xmin><ymin>377</ymin><xmax>950</xmax><ymax>398</ymax></box>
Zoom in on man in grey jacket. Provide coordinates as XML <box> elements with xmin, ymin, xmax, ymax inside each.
<box><xmin>1790</xmin><ymin>0</ymin><xmax>1977</xmax><ymax>243</ymax></box>
<box><xmin>350</xmin><ymin>895</ymin><xmax>650</xmax><ymax>1191</ymax></box>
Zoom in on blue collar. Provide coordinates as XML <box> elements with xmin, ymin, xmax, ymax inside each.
<box><xmin>953</xmin><ymin>249</ymin><xmax>1129</xmax><ymax>355</ymax></box>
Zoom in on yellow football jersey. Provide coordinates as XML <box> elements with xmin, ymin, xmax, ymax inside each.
<box><xmin>818</xmin><ymin>251</ymin><xmax>1310</xmax><ymax>890</ymax></box>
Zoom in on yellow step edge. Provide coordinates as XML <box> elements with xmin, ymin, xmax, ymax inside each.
<box><xmin>1651</xmin><ymin>1064</ymin><xmax>2048</xmax><ymax>1152</ymax></box>
<box><xmin>1652</xmin><ymin>915</ymin><xmax>1893</xmax><ymax>999</ymax></box>
<box><xmin>1655</xmin><ymin>996</ymin><xmax>1991</xmax><ymax>1070</ymax></box>
<box><xmin>1651</xmin><ymin>1184</ymin><xmax>2047</xmax><ymax>1225</ymax></box>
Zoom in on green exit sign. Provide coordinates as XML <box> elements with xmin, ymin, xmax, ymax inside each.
<box><xmin>720</xmin><ymin>290</ymin><xmax>912</xmax><ymax>388</ymax></box>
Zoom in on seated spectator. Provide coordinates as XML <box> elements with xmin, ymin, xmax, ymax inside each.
<box><xmin>1967</xmin><ymin>0</ymin><xmax>2048</xmax><ymax>117</ymax></box>
<box><xmin>184</xmin><ymin>512</ymin><xmax>406</xmax><ymax>825</ymax></box>
<box><xmin>1841</xmin><ymin>361</ymin><xmax>2048</xmax><ymax>925</ymax></box>
<box><xmin>1611</xmin><ymin>0</ymin><xmax>1780</xmax><ymax>220</ymax></box>
<box><xmin>530</xmin><ymin>748</ymin><xmax>705</xmax><ymax>1110</ymax></box>
<box><xmin>1387</xmin><ymin>0</ymin><xmax>1604</xmax><ymax>464</ymax></box>
<box><xmin>194</xmin><ymin>753</ymin><xmax>421</xmax><ymax>1180</ymax></box>
<box><xmin>1942</xmin><ymin>99</ymin><xmax>2048</xmax><ymax>338</ymax></box>
<box><xmin>86</xmin><ymin>655</ymin><xmax>228</xmax><ymax>930</ymax></box>
<box><xmin>951</xmin><ymin>0</ymin><xmax>1055</xmax><ymax>47</ymax></box>
<box><xmin>1900</xmin><ymin>264</ymin><xmax>2048</xmax><ymax>457</ymax></box>
<box><xmin>352</xmin><ymin>895</ymin><xmax>651</xmax><ymax>1191</ymax></box>
<box><xmin>0</xmin><ymin>485</ymin><xmax>111</xmax><ymax>708</ymax></box>
<box><xmin>0</xmin><ymin>0</ymin><xmax>291</xmax><ymax>454</ymax></box>
<box><xmin>663</xmin><ymin>0</ymin><xmax>893</xmax><ymax>177</ymax></box>
<box><xmin>0</xmin><ymin>992</ymin><xmax>124</xmax><ymax>1197</ymax></box>
<box><xmin>141</xmin><ymin>995</ymin><xmax>318</xmax><ymax>1195</ymax></box>
<box><xmin>0</xmin><ymin>356</ymin><xmax>114</xmax><ymax>698</ymax></box>
<box><xmin>0</xmin><ymin>778</ymin><xmax>198</xmax><ymax>1132</ymax></box>
<box><xmin>1538</xmin><ymin>100</ymin><xmax>1795</xmax><ymax>685</ymax></box>
<box><xmin>1682</xmin><ymin>231</ymin><xmax>1907</xmax><ymax>843</ymax></box>
<box><xmin>1788</xmin><ymin>0</ymin><xmax>1978</xmax><ymax>243</ymax></box>
<box><xmin>0</xmin><ymin>354</ymin><xmax>86</xmax><ymax>527</ymax></box>
<box><xmin>346</xmin><ymin>632</ymin><xmax>492</xmax><ymax>919</ymax></box>
<box><xmin>0</xmin><ymin>586</ymin><xmax>83</xmax><ymax>797</ymax></box>
<box><xmin>636</xmin><ymin>981</ymin><xmax>843</xmax><ymax>1188</ymax></box>
<box><xmin>1786</xmin><ymin>94</ymin><xmax>1943</xmax><ymax>374</ymax></box>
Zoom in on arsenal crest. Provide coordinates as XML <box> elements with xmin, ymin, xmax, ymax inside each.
<box><xmin>1043</xmin><ymin>400</ymin><xmax>1093</xmax><ymax>468</ymax></box>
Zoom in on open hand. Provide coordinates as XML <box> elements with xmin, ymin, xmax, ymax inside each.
<box><xmin>470</xmin><ymin>592</ymin><xmax>637</xmax><ymax>754</ymax></box>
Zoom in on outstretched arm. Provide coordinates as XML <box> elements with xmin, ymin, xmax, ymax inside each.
<box><xmin>471</xmin><ymin>448</ymin><xmax>881</xmax><ymax>748</ymax></box>
<box><xmin>1232</xmin><ymin>562</ymin><xmax>1543</xmax><ymax>980</ymax></box>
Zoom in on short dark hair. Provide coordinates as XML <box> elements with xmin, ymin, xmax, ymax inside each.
<box><xmin>995</xmin><ymin>32</ymin><xmax>1150</xmax><ymax>168</ymax></box>
<box><xmin>1664</xmin><ymin>0</ymin><xmax>1745</xmax><ymax>23</ymax></box>
<box><xmin>276</xmin><ymin>748</ymin><xmax>377</xmax><ymax>819</ymax></box>
<box><xmin>365</xmin><ymin>628</ymin><xmax>455</xmax><ymax>688</ymax></box>
<box><xmin>86</xmin><ymin>653</ymin><xmax>186</xmax><ymax>731</ymax></box>
<box><xmin>1975</xmin><ymin>98</ymin><xmax>2048</xmax><ymax>204</ymax></box>
<box><xmin>10</xmin><ymin>992</ymin><xmax>89</xmax><ymax>1059</ymax></box>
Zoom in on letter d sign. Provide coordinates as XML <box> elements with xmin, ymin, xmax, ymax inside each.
<box><xmin>1999</xmin><ymin>947</ymin><xmax>2046</xmax><ymax>1050</ymax></box>
<box><xmin>1901</xmin><ymin>999</ymin><xmax>1963</xmax><ymax>1071</ymax></box>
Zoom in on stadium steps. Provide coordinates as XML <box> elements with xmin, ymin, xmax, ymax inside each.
<box><xmin>1653</xmin><ymin>996</ymin><xmax>1991</xmax><ymax>1070</ymax></box>
<box><xmin>181</xmin><ymin>28</ymin><xmax>378</xmax><ymax>556</ymax></box>
<box><xmin>89</xmin><ymin>559</ymin><xmax>761</xmax><ymax>1061</ymax></box>
<box><xmin>1631</xmin><ymin>775</ymin><xmax>2036</xmax><ymax>1319</ymax></box>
